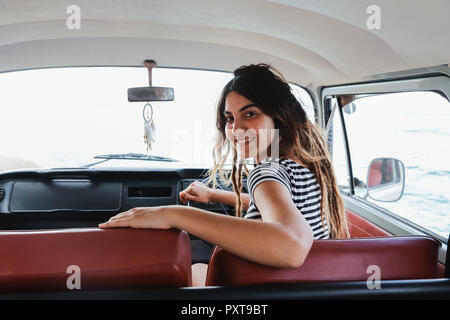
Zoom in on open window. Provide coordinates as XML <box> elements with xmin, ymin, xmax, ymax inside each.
<box><xmin>322</xmin><ymin>75</ymin><xmax>450</xmax><ymax>252</ymax></box>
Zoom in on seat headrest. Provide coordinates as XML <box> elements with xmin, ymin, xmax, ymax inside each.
<box><xmin>0</xmin><ymin>228</ymin><xmax>191</xmax><ymax>292</ymax></box>
<box><xmin>205</xmin><ymin>236</ymin><xmax>440</xmax><ymax>286</ymax></box>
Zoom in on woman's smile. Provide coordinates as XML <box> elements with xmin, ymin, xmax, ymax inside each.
<box><xmin>224</xmin><ymin>91</ymin><xmax>276</xmax><ymax>162</ymax></box>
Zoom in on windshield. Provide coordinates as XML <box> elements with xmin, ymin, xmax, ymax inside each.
<box><xmin>0</xmin><ymin>67</ymin><xmax>314</xmax><ymax>172</ymax></box>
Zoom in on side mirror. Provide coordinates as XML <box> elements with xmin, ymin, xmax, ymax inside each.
<box><xmin>343</xmin><ymin>102</ymin><xmax>356</xmax><ymax>114</ymax></box>
<box><xmin>366</xmin><ymin>157</ymin><xmax>405</xmax><ymax>202</ymax></box>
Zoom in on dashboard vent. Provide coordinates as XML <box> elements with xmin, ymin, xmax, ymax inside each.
<box><xmin>0</xmin><ymin>186</ymin><xmax>4</xmax><ymax>202</ymax></box>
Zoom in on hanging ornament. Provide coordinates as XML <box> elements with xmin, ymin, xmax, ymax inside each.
<box><xmin>143</xmin><ymin>102</ymin><xmax>156</xmax><ymax>152</ymax></box>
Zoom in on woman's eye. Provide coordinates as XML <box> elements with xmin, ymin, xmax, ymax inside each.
<box><xmin>225</xmin><ymin>112</ymin><xmax>255</xmax><ymax>123</ymax></box>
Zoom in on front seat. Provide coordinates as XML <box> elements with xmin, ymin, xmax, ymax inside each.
<box><xmin>205</xmin><ymin>236</ymin><xmax>441</xmax><ymax>286</ymax></box>
<box><xmin>0</xmin><ymin>228</ymin><xmax>191</xmax><ymax>292</ymax></box>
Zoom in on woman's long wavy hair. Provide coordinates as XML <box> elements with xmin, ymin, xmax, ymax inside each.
<box><xmin>204</xmin><ymin>63</ymin><xmax>349</xmax><ymax>239</ymax></box>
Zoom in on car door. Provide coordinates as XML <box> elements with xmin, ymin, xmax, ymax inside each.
<box><xmin>320</xmin><ymin>67</ymin><xmax>450</xmax><ymax>270</ymax></box>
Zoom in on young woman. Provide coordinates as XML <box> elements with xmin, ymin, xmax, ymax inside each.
<box><xmin>99</xmin><ymin>63</ymin><xmax>349</xmax><ymax>287</ymax></box>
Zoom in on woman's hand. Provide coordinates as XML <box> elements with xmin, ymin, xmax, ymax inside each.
<box><xmin>98</xmin><ymin>206</ymin><xmax>173</xmax><ymax>229</ymax></box>
<box><xmin>179</xmin><ymin>180</ymin><xmax>212</xmax><ymax>204</ymax></box>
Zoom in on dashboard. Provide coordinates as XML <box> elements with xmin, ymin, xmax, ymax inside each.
<box><xmin>0</xmin><ymin>167</ymin><xmax>248</xmax><ymax>263</ymax></box>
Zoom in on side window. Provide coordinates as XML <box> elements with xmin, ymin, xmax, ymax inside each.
<box><xmin>341</xmin><ymin>91</ymin><xmax>450</xmax><ymax>239</ymax></box>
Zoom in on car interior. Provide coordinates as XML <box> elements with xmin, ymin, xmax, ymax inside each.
<box><xmin>0</xmin><ymin>0</ymin><xmax>449</xmax><ymax>300</ymax></box>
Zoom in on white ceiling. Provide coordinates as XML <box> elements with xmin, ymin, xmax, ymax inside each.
<box><xmin>0</xmin><ymin>0</ymin><xmax>449</xmax><ymax>86</ymax></box>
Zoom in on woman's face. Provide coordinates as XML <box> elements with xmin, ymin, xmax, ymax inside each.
<box><xmin>224</xmin><ymin>91</ymin><xmax>278</xmax><ymax>163</ymax></box>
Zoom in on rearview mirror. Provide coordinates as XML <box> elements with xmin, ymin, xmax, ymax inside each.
<box><xmin>127</xmin><ymin>87</ymin><xmax>174</xmax><ymax>102</ymax></box>
<box><xmin>366</xmin><ymin>157</ymin><xmax>405</xmax><ymax>202</ymax></box>
<box><xmin>128</xmin><ymin>59</ymin><xmax>175</xmax><ymax>102</ymax></box>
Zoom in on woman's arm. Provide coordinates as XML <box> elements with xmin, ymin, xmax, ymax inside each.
<box><xmin>209</xmin><ymin>188</ymin><xmax>250</xmax><ymax>212</ymax></box>
<box><xmin>179</xmin><ymin>180</ymin><xmax>250</xmax><ymax>211</ymax></box>
<box><xmin>101</xmin><ymin>180</ymin><xmax>313</xmax><ymax>268</ymax></box>
<box><xmin>168</xmin><ymin>205</ymin><xmax>302</xmax><ymax>268</ymax></box>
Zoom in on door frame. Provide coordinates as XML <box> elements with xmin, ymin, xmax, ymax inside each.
<box><xmin>318</xmin><ymin>68</ymin><xmax>450</xmax><ymax>264</ymax></box>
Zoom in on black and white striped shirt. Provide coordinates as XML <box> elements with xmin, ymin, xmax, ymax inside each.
<box><xmin>243</xmin><ymin>157</ymin><xmax>330</xmax><ymax>239</ymax></box>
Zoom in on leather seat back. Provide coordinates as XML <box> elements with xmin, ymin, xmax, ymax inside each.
<box><xmin>0</xmin><ymin>228</ymin><xmax>191</xmax><ymax>292</ymax></box>
<box><xmin>205</xmin><ymin>236</ymin><xmax>440</xmax><ymax>286</ymax></box>
<box><xmin>346</xmin><ymin>210</ymin><xmax>391</xmax><ymax>237</ymax></box>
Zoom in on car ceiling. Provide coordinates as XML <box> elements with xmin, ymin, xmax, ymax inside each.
<box><xmin>0</xmin><ymin>0</ymin><xmax>449</xmax><ymax>88</ymax></box>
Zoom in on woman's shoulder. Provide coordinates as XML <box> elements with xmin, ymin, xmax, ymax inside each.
<box><xmin>279</xmin><ymin>158</ymin><xmax>315</xmax><ymax>177</ymax></box>
<box><xmin>246</xmin><ymin>158</ymin><xmax>292</xmax><ymax>194</ymax></box>
<box><xmin>248</xmin><ymin>157</ymin><xmax>290</xmax><ymax>179</ymax></box>
<box><xmin>248</xmin><ymin>157</ymin><xmax>313</xmax><ymax>179</ymax></box>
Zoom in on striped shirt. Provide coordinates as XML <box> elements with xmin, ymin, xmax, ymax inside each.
<box><xmin>243</xmin><ymin>157</ymin><xmax>330</xmax><ymax>239</ymax></box>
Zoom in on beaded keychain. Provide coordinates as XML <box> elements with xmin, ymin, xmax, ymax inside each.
<box><xmin>143</xmin><ymin>102</ymin><xmax>156</xmax><ymax>152</ymax></box>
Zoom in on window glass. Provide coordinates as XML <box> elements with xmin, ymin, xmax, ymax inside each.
<box><xmin>342</xmin><ymin>91</ymin><xmax>450</xmax><ymax>238</ymax></box>
<box><xmin>0</xmin><ymin>67</ymin><xmax>232</xmax><ymax>172</ymax></box>
<box><xmin>327</xmin><ymin>97</ymin><xmax>351</xmax><ymax>193</ymax></box>
<box><xmin>0</xmin><ymin>68</ymin><xmax>315</xmax><ymax>174</ymax></box>
<box><xmin>290</xmin><ymin>84</ymin><xmax>315</xmax><ymax>122</ymax></box>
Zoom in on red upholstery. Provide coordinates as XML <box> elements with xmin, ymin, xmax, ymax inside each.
<box><xmin>346</xmin><ymin>210</ymin><xmax>392</xmax><ymax>238</ymax></box>
<box><xmin>0</xmin><ymin>228</ymin><xmax>191</xmax><ymax>292</ymax></box>
<box><xmin>368</xmin><ymin>168</ymin><xmax>382</xmax><ymax>187</ymax></box>
<box><xmin>205</xmin><ymin>236</ymin><xmax>441</xmax><ymax>286</ymax></box>
<box><xmin>368</xmin><ymin>160</ymin><xmax>383</xmax><ymax>187</ymax></box>
<box><xmin>437</xmin><ymin>263</ymin><xmax>445</xmax><ymax>278</ymax></box>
